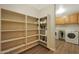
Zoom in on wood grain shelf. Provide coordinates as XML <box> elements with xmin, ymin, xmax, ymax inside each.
<box><xmin>39</xmin><ymin>41</ymin><xmax>47</xmax><ymax>48</ymax></box>
<box><xmin>27</xmin><ymin>34</ymin><xmax>38</xmax><ymax>38</ymax></box>
<box><xmin>40</xmin><ymin>40</ymin><xmax>47</xmax><ymax>44</ymax></box>
<box><xmin>0</xmin><ymin>9</ymin><xmax>53</xmax><ymax>54</ymax></box>
<box><xmin>26</xmin><ymin>42</ymin><xmax>38</xmax><ymax>51</ymax></box>
<box><xmin>15</xmin><ymin>47</ymin><xmax>27</xmax><ymax>54</ymax></box>
<box><xmin>27</xmin><ymin>40</ymin><xmax>39</xmax><ymax>45</ymax></box>
<box><xmin>1</xmin><ymin>30</ymin><xmax>26</xmax><ymax>32</ymax></box>
<box><xmin>27</xmin><ymin>29</ymin><xmax>39</xmax><ymax>31</ymax></box>
<box><xmin>40</xmin><ymin>29</ymin><xmax>47</xmax><ymax>30</ymax></box>
<box><xmin>40</xmin><ymin>34</ymin><xmax>47</xmax><ymax>36</ymax></box>
<box><xmin>0</xmin><ymin>9</ymin><xmax>40</xmax><ymax>54</ymax></box>
<box><xmin>1</xmin><ymin>19</ymin><xmax>25</xmax><ymax>23</ymax></box>
<box><xmin>27</xmin><ymin>22</ymin><xmax>38</xmax><ymax>24</ymax></box>
<box><xmin>26</xmin><ymin>16</ymin><xmax>39</xmax><ymax>49</ymax></box>
<box><xmin>1</xmin><ymin>37</ymin><xmax>26</xmax><ymax>43</ymax></box>
<box><xmin>1</xmin><ymin>9</ymin><xmax>27</xmax><ymax>54</ymax></box>
<box><xmin>40</xmin><ymin>22</ymin><xmax>47</xmax><ymax>24</ymax></box>
<box><xmin>1</xmin><ymin>44</ymin><xmax>26</xmax><ymax>53</ymax></box>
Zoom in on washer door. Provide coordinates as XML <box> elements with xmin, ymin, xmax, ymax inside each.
<box><xmin>67</xmin><ymin>33</ymin><xmax>76</xmax><ymax>39</ymax></box>
<box><xmin>65</xmin><ymin>32</ymin><xmax>78</xmax><ymax>44</ymax></box>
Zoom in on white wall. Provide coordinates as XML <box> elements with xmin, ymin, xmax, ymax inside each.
<box><xmin>39</xmin><ymin>4</ymin><xmax>55</xmax><ymax>51</ymax></box>
<box><xmin>56</xmin><ymin>24</ymin><xmax>79</xmax><ymax>31</ymax></box>
<box><xmin>0</xmin><ymin>4</ymin><xmax>39</xmax><ymax>17</ymax></box>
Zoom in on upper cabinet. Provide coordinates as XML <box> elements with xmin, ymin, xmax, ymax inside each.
<box><xmin>56</xmin><ymin>17</ymin><xmax>65</xmax><ymax>25</ymax></box>
<box><xmin>56</xmin><ymin>13</ymin><xmax>79</xmax><ymax>25</ymax></box>
<box><xmin>69</xmin><ymin>13</ymin><xmax>78</xmax><ymax>24</ymax></box>
<box><xmin>64</xmin><ymin>16</ymin><xmax>70</xmax><ymax>24</ymax></box>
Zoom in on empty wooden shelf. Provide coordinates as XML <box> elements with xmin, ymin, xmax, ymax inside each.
<box><xmin>26</xmin><ymin>16</ymin><xmax>39</xmax><ymax>47</ymax></box>
<box><xmin>1</xmin><ymin>9</ymin><xmax>26</xmax><ymax>54</ymax></box>
<box><xmin>2</xmin><ymin>44</ymin><xmax>26</xmax><ymax>53</ymax></box>
<box><xmin>1</xmin><ymin>37</ymin><xmax>26</xmax><ymax>43</ymax></box>
<box><xmin>1</xmin><ymin>19</ymin><xmax>25</xmax><ymax>23</ymax></box>
<box><xmin>0</xmin><ymin>9</ymin><xmax>54</xmax><ymax>54</ymax></box>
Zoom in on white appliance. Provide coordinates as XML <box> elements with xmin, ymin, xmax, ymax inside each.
<box><xmin>65</xmin><ymin>30</ymin><xmax>79</xmax><ymax>44</ymax></box>
<box><xmin>55</xmin><ymin>31</ymin><xmax>59</xmax><ymax>39</ymax></box>
<box><xmin>59</xmin><ymin>30</ymin><xmax>65</xmax><ymax>41</ymax></box>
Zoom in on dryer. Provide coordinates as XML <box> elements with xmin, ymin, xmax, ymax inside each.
<box><xmin>65</xmin><ymin>30</ymin><xmax>79</xmax><ymax>44</ymax></box>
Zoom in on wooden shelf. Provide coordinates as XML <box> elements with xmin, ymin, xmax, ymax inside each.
<box><xmin>27</xmin><ymin>30</ymin><xmax>38</xmax><ymax>36</ymax></box>
<box><xmin>27</xmin><ymin>40</ymin><xmax>38</xmax><ymax>45</ymax></box>
<box><xmin>27</xmin><ymin>34</ymin><xmax>38</xmax><ymax>38</ymax></box>
<box><xmin>1</xmin><ymin>30</ymin><xmax>26</xmax><ymax>32</ymax></box>
<box><xmin>39</xmin><ymin>41</ymin><xmax>47</xmax><ymax>48</ymax></box>
<box><xmin>15</xmin><ymin>47</ymin><xmax>27</xmax><ymax>54</ymax></box>
<box><xmin>1</xmin><ymin>44</ymin><xmax>26</xmax><ymax>53</ymax></box>
<box><xmin>40</xmin><ymin>29</ymin><xmax>47</xmax><ymax>30</ymax></box>
<box><xmin>27</xmin><ymin>22</ymin><xmax>38</xmax><ymax>24</ymax></box>
<box><xmin>40</xmin><ymin>34</ymin><xmax>47</xmax><ymax>36</ymax></box>
<box><xmin>26</xmin><ymin>42</ymin><xmax>38</xmax><ymax>51</ymax></box>
<box><xmin>1</xmin><ymin>19</ymin><xmax>25</xmax><ymax>23</ymax></box>
<box><xmin>1</xmin><ymin>9</ymin><xmax>39</xmax><ymax>54</ymax></box>
<box><xmin>27</xmin><ymin>29</ymin><xmax>39</xmax><ymax>31</ymax></box>
<box><xmin>40</xmin><ymin>40</ymin><xmax>47</xmax><ymax>44</ymax></box>
<box><xmin>1</xmin><ymin>31</ymin><xmax>26</xmax><ymax>41</ymax></box>
<box><xmin>1</xmin><ymin>9</ymin><xmax>26</xmax><ymax>54</ymax></box>
<box><xmin>1</xmin><ymin>37</ymin><xmax>26</xmax><ymax>43</ymax></box>
<box><xmin>40</xmin><ymin>22</ymin><xmax>46</xmax><ymax>24</ymax></box>
<box><xmin>26</xmin><ymin>16</ymin><xmax>39</xmax><ymax>51</ymax></box>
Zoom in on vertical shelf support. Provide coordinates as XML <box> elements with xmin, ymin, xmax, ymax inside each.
<box><xmin>38</xmin><ymin>18</ymin><xmax>40</xmax><ymax>41</ymax></box>
<box><xmin>25</xmin><ymin>16</ymin><xmax>27</xmax><ymax>48</ymax></box>
<box><xmin>0</xmin><ymin>8</ymin><xmax>1</xmax><ymax>53</ymax></box>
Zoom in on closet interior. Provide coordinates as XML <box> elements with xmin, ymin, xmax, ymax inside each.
<box><xmin>1</xmin><ymin>9</ymin><xmax>27</xmax><ymax>53</ymax></box>
<box><xmin>0</xmin><ymin>9</ymin><xmax>48</xmax><ymax>54</ymax></box>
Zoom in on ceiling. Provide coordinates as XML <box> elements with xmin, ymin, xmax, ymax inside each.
<box><xmin>56</xmin><ymin>4</ymin><xmax>79</xmax><ymax>16</ymax></box>
<box><xmin>27</xmin><ymin>4</ymin><xmax>50</xmax><ymax>10</ymax></box>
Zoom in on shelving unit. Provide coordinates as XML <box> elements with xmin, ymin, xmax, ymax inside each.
<box><xmin>39</xmin><ymin>17</ymin><xmax>47</xmax><ymax>47</ymax></box>
<box><xmin>0</xmin><ymin>9</ymin><xmax>40</xmax><ymax>54</ymax></box>
<box><xmin>26</xmin><ymin>16</ymin><xmax>39</xmax><ymax>47</ymax></box>
<box><xmin>0</xmin><ymin>9</ymin><xmax>49</xmax><ymax>54</ymax></box>
<box><xmin>1</xmin><ymin>9</ymin><xmax>26</xmax><ymax>54</ymax></box>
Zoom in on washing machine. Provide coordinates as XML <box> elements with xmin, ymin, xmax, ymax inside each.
<box><xmin>65</xmin><ymin>30</ymin><xmax>79</xmax><ymax>44</ymax></box>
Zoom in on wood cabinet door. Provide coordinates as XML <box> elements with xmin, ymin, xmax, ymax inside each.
<box><xmin>56</xmin><ymin>17</ymin><xmax>64</xmax><ymax>25</ymax></box>
<box><xmin>64</xmin><ymin>16</ymin><xmax>70</xmax><ymax>24</ymax></box>
<box><xmin>69</xmin><ymin>13</ymin><xmax>78</xmax><ymax>24</ymax></box>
